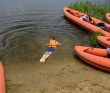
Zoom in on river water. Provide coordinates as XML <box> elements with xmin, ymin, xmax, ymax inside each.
<box><xmin>0</xmin><ymin>0</ymin><xmax>109</xmax><ymax>66</ymax></box>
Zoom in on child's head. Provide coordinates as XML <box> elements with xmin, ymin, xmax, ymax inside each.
<box><xmin>50</xmin><ymin>36</ymin><xmax>55</xmax><ymax>40</ymax></box>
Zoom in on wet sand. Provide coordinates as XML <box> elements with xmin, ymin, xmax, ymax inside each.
<box><xmin>5</xmin><ymin>56</ymin><xmax>110</xmax><ymax>93</ymax></box>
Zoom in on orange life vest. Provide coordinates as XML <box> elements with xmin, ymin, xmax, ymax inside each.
<box><xmin>48</xmin><ymin>40</ymin><xmax>57</xmax><ymax>48</ymax></box>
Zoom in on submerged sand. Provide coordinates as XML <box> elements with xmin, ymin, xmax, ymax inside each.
<box><xmin>5</xmin><ymin>56</ymin><xmax>110</xmax><ymax>93</ymax></box>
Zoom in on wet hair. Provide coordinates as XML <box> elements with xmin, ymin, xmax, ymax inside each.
<box><xmin>50</xmin><ymin>36</ymin><xmax>55</xmax><ymax>40</ymax></box>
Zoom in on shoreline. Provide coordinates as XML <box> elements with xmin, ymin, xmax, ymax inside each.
<box><xmin>5</xmin><ymin>57</ymin><xmax>110</xmax><ymax>93</ymax></box>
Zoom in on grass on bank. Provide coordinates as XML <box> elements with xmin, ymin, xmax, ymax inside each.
<box><xmin>68</xmin><ymin>1</ymin><xmax>110</xmax><ymax>22</ymax></box>
<box><xmin>6</xmin><ymin>77</ymin><xmax>11</xmax><ymax>82</ymax></box>
<box><xmin>6</xmin><ymin>77</ymin><xmax>11</xmax><ymax>93</ymax></box>
<box><xmin>90</xmin><ymin>32</ymin><xmax>103</xmax><ymax>48</ymax></box>
<box><xmin>68</xmin><ymin>1</ymin><xmax>110</xmax><ymax>48</ymax></box>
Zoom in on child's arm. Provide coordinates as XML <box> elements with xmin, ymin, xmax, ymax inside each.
<box><xmin>56</xmin><ymin>41</ymin><xmax>61</xmax><ymax>45</ymax></box>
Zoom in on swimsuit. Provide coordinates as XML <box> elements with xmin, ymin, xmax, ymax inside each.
<box><xmin>46</xmin><ymin>47</ymin><xmax>54</xmax><ymax>52</ymax></box>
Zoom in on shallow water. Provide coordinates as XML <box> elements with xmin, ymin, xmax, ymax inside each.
<box><xmin>0</xmin><ymin>0</ymin><xmax>109</xmax><ymax>66</ymax></box>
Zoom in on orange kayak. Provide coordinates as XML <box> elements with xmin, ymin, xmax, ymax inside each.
<box><xmin>106</xmin><ymin>13</ymin><xmax>110</xmax><ymax>22</ymax></box>
<box><xmin>0</xmin><ymin>61</ymin><xmax>6</xmax><ymax>93</ymax></box>
<box><xmin>97</xmin><ymin>36</ymin><xmax>110</xmax><ymax>48</ymax></box>
<box><xmin>74</xmin><ymin>45</ymin><xmax>110</xmax><ymax>72</ymax></box>
<box><xmin>63</xmin><ymin>7</ymin><xmax>110</xmax><ymax>36</ymax></box>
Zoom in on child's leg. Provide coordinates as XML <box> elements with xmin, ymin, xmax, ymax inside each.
<box><xmin>40</xmin><ymin>51</ymin><xmax>49</xmax><ymax>62</ymax></box>
<box><xmin>40</xmin><ymin>48</ymin><xmax>54</xmax><ymax>62</ymax></box>
<box><xmin>45</xmin><ymin>52</ymin><xmax>52</xmax><ymax>59</ymax></box>
<box><xmin>45</xmin><ymin>48</ymin><xmax>54</xmax><ymax>59</ymax></box>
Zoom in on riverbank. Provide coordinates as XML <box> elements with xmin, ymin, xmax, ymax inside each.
<box><xmin>5</xmin><ymin>56</ymin><xmax>110</xmax><ymax>93</ymax></box>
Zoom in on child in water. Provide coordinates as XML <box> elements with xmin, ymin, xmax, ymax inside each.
<box><xmin>40</xmin><ymin>36</ymin><xmax>61</xmax><ymax>62</ymax></box>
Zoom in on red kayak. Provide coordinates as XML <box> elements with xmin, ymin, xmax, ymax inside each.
<box><xmin>106</xmin><ymin>13</ymin><xmax>110</xmax><ymax>22</ymax></box>
<box><xmin>97</xmin><ymin>36</ymin><xmax>110</xmax><ymax>48</ymax></box>
<box><xmin>74</xmin><ymin>45</ymin><xmax>110</xmax><ymax>72</ymax></box>
<box><xmin>0</xmin><ymin>61</ymin><xmax>6</xmax><ymax>93</ymax></box>
<box><xmin>63</xmin><ymin>7</ymin><xmax>110</xmax><ymax>36</ymax></box>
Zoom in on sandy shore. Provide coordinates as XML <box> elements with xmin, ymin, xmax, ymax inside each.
<box><xmin>5</xmin><ymin>56</ymin><xmax>110</xmax><ymax>93</ymax></box>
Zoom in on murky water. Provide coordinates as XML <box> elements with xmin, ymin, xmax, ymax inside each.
<box><xmin>0</xmin><ymin>0</ymin><xmax>110</xmax><ymax>66</ymax></box>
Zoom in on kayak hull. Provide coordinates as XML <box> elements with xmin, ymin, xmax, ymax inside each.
<box><xmin>0</xmin><ymin>61</ymin><xmax>6</xmax><ymax>93</ymax></box>
<box><xmin>74</xmin><ymin>45</ymin><xmax>110</xmax><ymax>72</ymax></box>
<box><xmin>106</xmin><ymin>13</ymin><xmax>110</xmax><ymax>22</ymax></box>
<box><xmin>97</xmin><ymin>36</ymin><xmax>110</xmax><ymax>48</ymax></box>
